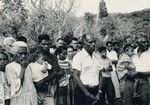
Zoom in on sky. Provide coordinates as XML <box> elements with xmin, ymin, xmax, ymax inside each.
<box><xmin>75</xmin><ymin>0</ymin><xmax>150</xmax><ymax>17</ymax></box>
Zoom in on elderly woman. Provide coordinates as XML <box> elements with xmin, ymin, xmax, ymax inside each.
<box><xmin>3</xmin><ymin>37</ymin><xmax>16</xmax><ymax>53</ymax></box>
<box><xmin>5</xmin><ymin>41</ymin><xmax>37</xmax><ymax>105</ymax></box>
<box><xmin>2</xmin><ymin>37</ymin><xmax>16</xmax><ymax>62</ymax></box>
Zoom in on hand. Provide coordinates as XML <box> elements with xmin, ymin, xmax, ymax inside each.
<box><xmin>106</xmin><ymin>67</ymin><xmax>112</xmax><ymax>72</ymax></box>
<box><xmin>20</xmin><ymin>60</ymin><xmax>27</xmax><ymax>68</ymax></box>
<box><xmin>112</xmin><ymin>60</ymin><xmax>118</xmax><ymax>65</ymax></box>
<box><xmin>95</xmin><ymin>93</ymin><xmax>100</xmax><ymax>100</ymax></box>
<box><xmin>85</xmin><ymin>92</ymin><xmax>96</xmax><ymax>100</ymax></box>
<box><xmin>41</xmin><ymin>62</ymin><xmax>48</xmax><ymax>73</ymax></box>
<box><xmin>129</xmin><ymin>72</ymin><xmax>138</xmax><ymax>78</ymax></box>
<box><xmin>101</xmin><ymin>68</ymin><xmax>105</xmax><ymax>72</ymax></box>
<box><xmin>126</xmin><ymin>73</ymin><xmax>135</xmax><ymax>81</ymax></box>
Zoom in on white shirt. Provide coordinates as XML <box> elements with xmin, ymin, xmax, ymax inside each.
<box><xmin>134</xmin><ymin>49</ymin><xmax>150</xmax><ymax>72</ymax></box>
<box><xmin>72</xmin><ymin>49</ymin><xmax>101</xmax><ymax>86</ymax></box>
<box><xmin>99</xmin><ymin>57</ymin><xmax>112</xmax><ymax>78</ymax></box>
<box><xmin>107</xmin><ymin>50</ymin><xmax>118</xmax><ymax>61</ymax></box>
<box><xmin>28</xmin><ymin>62</ymin><xmax>51</xmax><ymax>82</ymax></box>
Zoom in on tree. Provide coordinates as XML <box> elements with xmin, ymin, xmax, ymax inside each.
<box><xmin>0</xmin><ymin>0</ymin><xmax>28</xmax><ymax>38</ymax></box>
<box><xmin>99</xmin><ymin>0</ymin><xmax>108</xmax><ymax>19</ymax></box>
<box><xmin>29</xmin><ymin>0</ymin><xmax>78</xmax><ymax>40</ymax></box>
<box><xmin>74</xmin><ymin>12</ymin><xmax>97</xmax><ymax>38</ymax></box>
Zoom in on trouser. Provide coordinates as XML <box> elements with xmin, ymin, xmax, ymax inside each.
<box><xmin>124</xmin><ymin>78</ymin><xmax>134</xmax><ymax>105</ymax></box>
<box><xmin>74</xmin><ymin>85</ymin><xmax>98</xmax><ymax>105</ymax></box>
<box><xmin>99</xmin><ymin>77</ymin><xmax>115</xmax><ymax>105</ymax></box>
<box><xmin>124</xmin><ymin>78</ymin><xmax>149</xmax><ymax>105</ymax></box>
<box><xmin>5</xmin><ymin>99</ymin><xmax>10</xmax><ymax>105</ymax></box>
<box><xmin>136</xmin><ymin>78</ymin><xmax>149</xmax><ymax>105</ymax></box>
<box><xmin>37</xmin><ymin>92</ymin><xmax>54</xmax><ymax>105</ymax></box>
<box><xmin>111</xmin><ymin>71</ymin><xmax>121</xmax><ymax>98</ymax></box>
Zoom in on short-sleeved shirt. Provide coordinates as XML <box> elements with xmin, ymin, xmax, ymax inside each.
<box><xmin>116</xmin><ymin>54</ymin><xmax>135</xmax><ymax>79</ymax></box>
<box><xmin>28</xmin><ymin>62</ymin><xmax>52</xmax><ymax>82</ymax></box>
<box><xmin>72</xmin><ymin>48</ymin><xmax>101</xmax><ymax>86</ymax></box>
<box><xmin>107</xmin><ymin>50</ymin><xmax>118</xmax><ymax>61</ymax></box>
<box><xmin>99</xmin><ymin>57</ymin><xmax>112</xmax><ymax>78</ymax></box>
<box><xmin>134</xmin><ymin>49</ymin><xmax>150</xmax><ymax>72</ymax></box>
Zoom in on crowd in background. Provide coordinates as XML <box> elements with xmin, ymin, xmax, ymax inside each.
<box><xmin>0</xmin><ymin>33</ymin><xmax>150</xmax><ymax>105</ymax></box>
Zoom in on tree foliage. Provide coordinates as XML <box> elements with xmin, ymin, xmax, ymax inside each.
<box><xmin>99</xmin><ymin>0</ymin><xmax>108</xmax><ymax>19</ymax></box>
<box><xmin>0</xmin><ymin>0</ymin><xmax>79</xmax><ymax>42</ymax></box>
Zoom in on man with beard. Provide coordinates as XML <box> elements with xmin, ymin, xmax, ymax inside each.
<box><xmin>72</xmin><ymin>33</ymin><xmax>100</xmax><ymax>105</ymax></box>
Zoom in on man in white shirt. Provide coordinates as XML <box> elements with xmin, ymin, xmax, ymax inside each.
<box><xmin>72</xmin><ymin>33</ymin><xmax>100</xmax><ymax>105</ymax></box>
<box><xmin>129</xmin><ymin>38</ymin><xmax>150</xmax><ymax>105</ymax></box>
<box><xmin>106</xmin><ymin>41</ymin><xmax>118</xmax><ymax>64</ymax></box>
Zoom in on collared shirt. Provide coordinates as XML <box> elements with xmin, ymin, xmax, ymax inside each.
<box><xmin>99</xmin><ymin>57</ymin><xmax>112</xmax><ymax>78</ymax></box>
<box><xmin>107</xmin><ymin>50</ymin><xmax>118</xmax><ymax>61</ymax></box>
<box><xmin>116</xmin><ymin>54</ymin><xmax>135</xmax><ymax>79</ymax></box>
<box><xmin>134</xmin><ymin>49</ymin><xmax>150</xmax><ymax>72</ymax></box>
<box><xmin>72</xmin><ymin>48</ymin><xmax>101</xmax><ymax>86</ymax></box>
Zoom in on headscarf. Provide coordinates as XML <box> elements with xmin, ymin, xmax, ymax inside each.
<box><xmin>10</xmin><ymin>41</ymin><xmax>28</xmax><ymax>55</ymax></box>
<box><xmin>3</xmin><ymin>37</ymin><xmax>16</xmax><ymax>46</ymax></box>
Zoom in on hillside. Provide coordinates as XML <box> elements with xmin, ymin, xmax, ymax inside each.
<box><xmin>113</xmin><ymin>9</ymin><xmax>150</xmax><ymax>37</ymax></box>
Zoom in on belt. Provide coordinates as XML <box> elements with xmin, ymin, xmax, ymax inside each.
<box><xmin>84</xmin><ymin>85</ymin><xmax>98</xmax><ymax>88</ymax></box>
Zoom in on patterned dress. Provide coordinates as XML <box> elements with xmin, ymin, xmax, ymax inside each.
<box><xmin>56</xmin><ymin>60</ymin><xmax>74</xmax><ymax>105</ymax></box>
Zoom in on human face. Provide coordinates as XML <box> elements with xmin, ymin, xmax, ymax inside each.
<box><xmin>107</xmin><ymin>43</ymin><xmax>112</xmax><ymax>51</ymax></box>
<box><xmin>126</xmin><ymin>47</ymin><xmax>134</xmax><ymax>57</ymax></box>
<box><xmin>67</xmin><ymin>47</ymin><xmax>74</xmax><ymax>60</ymax></box>
<box><xmin>41</xmin><ymin>40</ymin><xmax>50</xmax><ymax>51</ymax></box>
<box><xmin>36</xmin><ymin>54</ymin><xmax>45</xmax><ymax>64</ymax></box>
<box><xmin>57</xmin><ymin>40</ymin><xmax>64</xmax><ymax>47</ymax></box>
<box><xmin>17</xmin><ymin>47</ymin><xmax>28</xmax><ymax>62</ymax></box>
<box><xmin>59</xmin><ymin>50</ymin><xmax>67</xmax><ymax>60</ymax></box>
<box><xmin>5</xmin><ymin>44</ymin><xmax>12</xmax><ymax>52</ymax></box>
<box><xmin>0</xmin><ymin>53</ymin><xmax>8</xmax><ymax>71</ymax></box>
<box><xmin>71</xmin><ymin>40</ymin><xmax>78</xmax><ymax>50</ymax></box>
<box><xmin>101</xmin><ymin>50</ymin><xmax>107</xmax><ymax>58</ymax></box>
<box><xmin>84</xmin><ymin>35</ymin><xmax>96</xmax><ymax>53</ymax></box>
<box><xmin>141</xmin><ymin>38</ymin><xmax>149</xmax><ymax>51</ymax></box>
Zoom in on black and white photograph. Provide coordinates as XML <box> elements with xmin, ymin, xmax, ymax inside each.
<box><xmin>0</xmin><ymin>0</ymin><xmax>150</xmax><ymax>105</ymax></box>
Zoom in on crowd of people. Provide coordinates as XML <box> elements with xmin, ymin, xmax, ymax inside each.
<box><xmin>0</xmin><ymin>33</ymin><xmax>150</xmax><ymax>105</ymax></box>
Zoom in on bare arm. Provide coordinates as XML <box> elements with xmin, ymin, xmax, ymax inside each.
<box><xmin>71</xmin><ymin>69</ymin><xmax>95</xmax><ymax>99</ymax></box>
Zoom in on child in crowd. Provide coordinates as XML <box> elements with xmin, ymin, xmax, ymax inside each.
<box><xmin>56</xmin><ymin>46</ymin><xmax>74</xmax><ymax>105</ymax></box>
<box><xmin>97</xmin><ymin>46</ymin><xmax>115</xmax><ymax>105</ymax></box>
<box><xmin>29</xmin><ymin>51</ymin><xmax>52</xmax><ymax>82</ymax></box>
<box><xmin>66</xmin><ymin>45</ymin><xmax>75</xmax><ymax>65</ymax></box>
<box><xmin>49</xmin><ymin>45</ymin><xmax>57</xmax><ymax>55</ymax></box>
<box><xmin>26</xmin><ymin>51</ymin><xmax>54</xmax><ymax>105</ymax></box>
<box><xmin>116</xmin><ymin>44</ymin><xmax>136</xmax><ymax>104</ymax></box>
